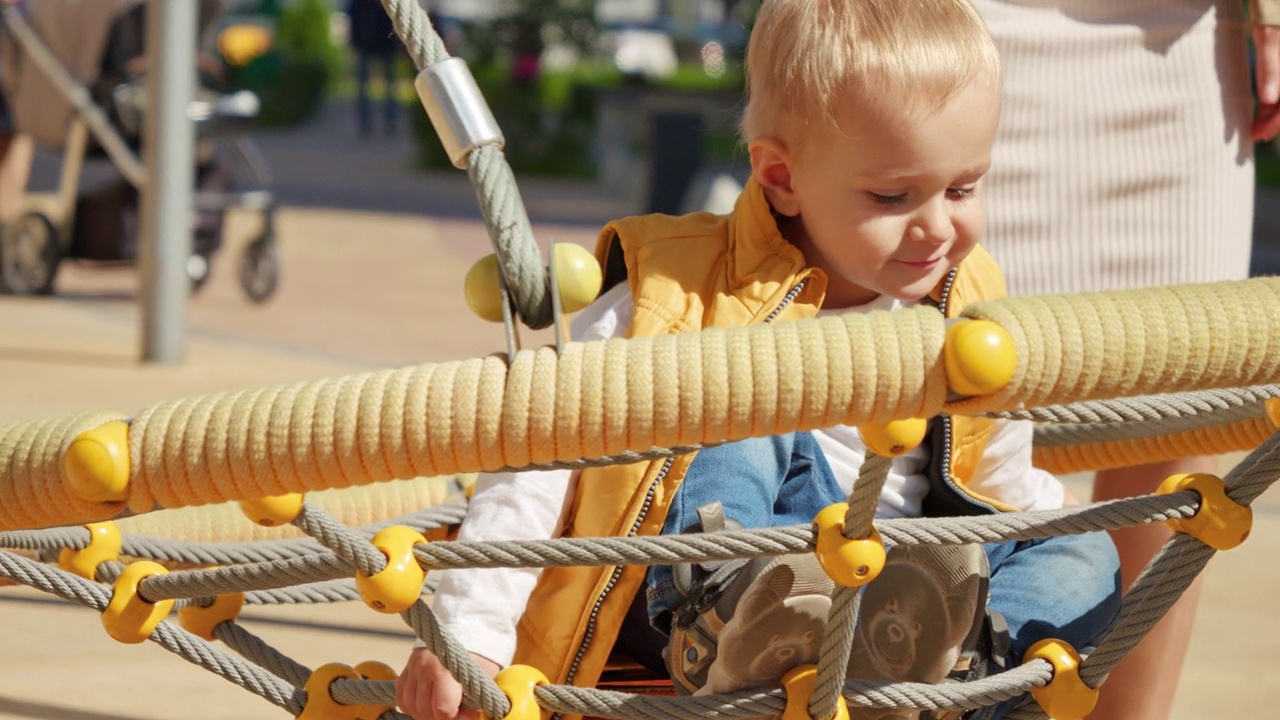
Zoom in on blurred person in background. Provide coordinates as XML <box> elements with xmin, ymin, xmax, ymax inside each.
<box><xmin>971</xmin><ymin>1</ymin><xmax>1280</xmax><ymax>718</ymax></box>
<box><xmin>347</xmin><ymin>0</ymin><xmax>401</xmax><ymax>138</ymax></box>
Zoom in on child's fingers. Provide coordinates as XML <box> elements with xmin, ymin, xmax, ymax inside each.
<box><xmin>432</xmin><ymin>673</ymin><xmax>464</xmax><ymax>720</ymax></box>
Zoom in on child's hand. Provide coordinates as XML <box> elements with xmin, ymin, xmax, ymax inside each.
<box><xmin>396</xmin><ymin>646</ymin><xmax>501</xmax><ymax>720</ymax></box>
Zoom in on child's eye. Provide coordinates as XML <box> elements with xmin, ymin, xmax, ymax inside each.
<box><xmin>868</xmin><ymin>192</ymin><xmax>906</xmax><ymax>205</ymax></box>
<box><xmin>947</xmin><ymin>186</ymin><xmax>977</xmax><ymax>201</ymax></box>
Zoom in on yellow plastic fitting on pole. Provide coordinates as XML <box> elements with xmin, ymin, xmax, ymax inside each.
<box><xmin>300</xmin><ymin>663</ymin><xmax>362</xmax><ymax>720</ymax></box>
<box><xmin>57</xmin><ymin>522</ymin><xmax>121</xmax><ymax>580</ymax></box>
<box><xmin>463</xmin><ymin>254</ymin><xmax>506</xmax><ymax>323</ymax></box>
<box><xmin>1157</xmin><ymin>473</ymin><xmax>1252</xmax><ymax>550</ymax></box>
<box><xmin>1024</xmin><ymin>639</ymin><xmax>1097</xmax><ymax>720</ymax></box>
<box><xmin>813</xmin><ymin>503</ymin><xmax>886</xmax><ymax>588</ymax></box>
<box><xmin>239</xmin><ymin>493</ymin><xmax>304</xmax><ymax>527</ymax></box>
<box><xmin>857</xmin><ymin>418</ymin><xmax>929</xmax><ymax>457</ymax></box>
<box><xmin>63</xmin><ymin>420</ymin><xmax>131</xmax><ymax>503</ymax></box>
<box><xmin>552</xmin><ymin>243</ymin><xmax>603</xmax><ymax>315</ymax></box>
<box><xmin>781</xmin><ymin>665</ymin><xmax>850</xmax><ymax>720</ymax></box>
<box><xmin>944</xmin><ymin>319</ymin><xmax>1017</xmax><ymax>397</ymax></box>
<box><xmin>178</xmin><ymin>591</ymin><xmax>245</xmax><ymax>641</ymax></box>
<box><xmin>485</xmin><ymin>665</ymin><xmax>548</xmax><ymax>720</ymax></box>
<box><xmin>355</xmin><ymin>526</ymin><xmax>428</xmax><ymax>613</ymax></box>
<box><xmin>354</xmin><ymin>661</ymin><xmax>398</xmax><ymax>720</ymax></box>
<box><xmin>102</xmin><ymin>560</ymin><xmax>175</xmax><ymax>644</ymax></box>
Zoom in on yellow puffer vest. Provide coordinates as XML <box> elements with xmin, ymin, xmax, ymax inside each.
<box><xmin>512</xmin><ymin>178</ymin><xmax>1012</xmax><ymax>708</ymax></box>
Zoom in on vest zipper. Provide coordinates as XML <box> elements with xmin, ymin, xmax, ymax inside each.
<box><xmin>560</xmin><ymin>456</ymin><xmax>672</xmax><ymax>698</ymax></box>
<box><xmin>559</xmin><ymin>279</ymin><xmax>809</xmax><ymax>697</ymax></box>
<box><xmin>936</xmin><ymin>268</ymin><xmax>998</xmax><ymax>515</ymax></box>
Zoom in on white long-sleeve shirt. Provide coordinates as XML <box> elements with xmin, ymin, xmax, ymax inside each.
<box><xmin>431</xmin><ymin>283</ymin><xmax>1064</xmax><ymax>666</ymax></box>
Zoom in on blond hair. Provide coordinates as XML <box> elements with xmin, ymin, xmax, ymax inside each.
<box><xmin>741</xmin><ymin>0</ymin><xmax>1001</xmax><ymax>140</ymax></box>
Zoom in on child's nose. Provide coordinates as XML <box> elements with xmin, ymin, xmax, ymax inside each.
<box><xmin>911</xmin><ymin>200</ymin><xmax>954</xmax><ymax>244</ymax></box>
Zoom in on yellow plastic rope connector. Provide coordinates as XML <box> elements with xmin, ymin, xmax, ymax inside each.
<box><xmin>62</xmin><ymin>420</ymin><xmax>131</xmax><ymax>503</ymax></box>
<box><xmin>102</xmin><ymin>560</ymin><xmax>175</xmax><ymax>644</ymax></box>
<box><xmin>486</xmin><ymin>665</ymin><xmax>548</xmax><ymax>720</ymax></box>
<box><xmin>813</xmin><ymin>504</ymin><xmax>886</xmax><ymax>588</ymax></box>
<box><xmin>354</xmin><ymin>661</ymin><xmax>397</xmax><ymax>720</ymax></box>
<box><xmin>56</xmin><ymin>522</ymin><xmax>121</xmax><ymax>580</ymax></box>
<box><xmin>1024</xmin><ymin>639</ymin><xmax>1097</xmax><ymax>720</ymax></box>
<box><xmin>300</xmin><ymin>663</ymin><xmax>362</xmax><ymax>720</ymax></box>
<box><xmin>857</xmin><ymin>418</ymin><xmax>928</xmax><ymax>457</ymax></box>
<box><xmin>1157</xmin><ymin>473</ymin><xmax>1253</xmax><ymax>551</ymax></box>
<box><xmin>178</xmin><ymin>591</ymin><xmax>245</xmax><ymax>641</ymax></box>
<box><xmin>356</xmin><ymin>526</ymin><xmax>428</xmax><ymax>613</ymax></box>
<box><xmin>1</xmin><ymin>411</ymin><xmax>128</xmax><ymax>531</ymax></box>
<box><xmin>239</xmin><ymin>493</ymin><xmax>304</xmax><ymax>527</ymax></box>
<box><xmin>1266</xmin><ymin>398</ymin><xmax>1280</xmax><ymax>428</ymax></box>
<box><xmin>943</xmin><ymin>319</ymin><xmax>1016</xmax><ymax>397</ymax></box>
<box><xmin>781</xmin><ymin>665</ymin><xmax>850</xmax><ymax>720</ymax></box>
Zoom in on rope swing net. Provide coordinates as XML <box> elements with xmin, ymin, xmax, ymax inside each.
<box><xmin>3</xmin><ymin>3</ymin><xmax>1280</xmax><ymax>720</ymax></box>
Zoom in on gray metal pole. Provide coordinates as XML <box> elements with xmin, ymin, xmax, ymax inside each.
<box><xmin>139</xmin><ymin>0</ymin><xmax>198</xmax><ymax>363</ymax></box>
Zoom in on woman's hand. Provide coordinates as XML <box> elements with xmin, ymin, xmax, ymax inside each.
<box><xmin>1252</xmin><ymin>24</ymin><xmax>1280</xmax><ymax>141</ymax></box>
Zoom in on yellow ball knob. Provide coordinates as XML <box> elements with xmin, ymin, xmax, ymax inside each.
<box><xmin>239</xmin><ymin>493</ymin><xmax>304</xmax><ymax>527</ymax></box>
<box><xmin>857</xmin><ymin>417</ymin><xmax>928</xmax><ymax>457</ymax></box>
<box><xmin>463</xmin><ymin>253</ymin><xmax>507</xmax><ymax>323</ymax></box>
<box><xmin>553</xmin><ymin>243</ymin><xmax>603</xmax><ymax>314</ymax></box>
<box><xmin>944</xmin><ymin>319</ymin><xmax>1017</xmax><ymax>397</ymax></box>
<box><xmin>63</xmin><ymin>421</ymin><xmax>131</xmax><ymax>503</ymax></box>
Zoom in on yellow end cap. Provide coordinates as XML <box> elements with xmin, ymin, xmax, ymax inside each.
<box><xmin>1266</xmin><ymin>398</ymin><xmax>1280</xmax><ymax>429</ymax></box>
<box><xmin>484</xmin><ymin>665</ymin><xmax>548</xmax><ymax>720</ymax></box>
<box><xmin>63</xmin><ymin>421</ymin><xmax>131</xmax><ymax>503</ymax></box>
<box><xmin>1157</xmin><ymin>473</ymin><xmax>1252</xmax><ymax>551</ymax></box>
<box><xmin>1024</xmin><ymin>639</ymin><xmax>1097</xmax><ymax>720</ymax></box>
<box><xmin>355</xmin><ymin>661</ymin><xmax>398</xmax><ymax>720</ymax></box>
<box><xmin>57</xmin><ymin>522</ymin><xmax>122</xmax><ymax>580</ymax></box>
<box><xmin>178</xmin><ymin>592</ymin><xmax>245</xmax><ymax>641</ymax></box>
<box><xmin>781</xmin><ymin>665</ymin><xmax>850</xmax><ymax>720</ymax></box>
<box><xmin>857</xmin><ymin>418</ymin><xmax>928</xmax><ymax>457</ymax></box>
<box><xmin>239</xmin><ymin>493</ymin><xmax>304</xmax><ymax>527</ymax></box>
<box><xmin>463</xmin><ymin>253</ymin><xmax>506</xmax><ymax>323</ymax></box>
<box><xmin>356</xmin><ymin>526</ymin><xmax>428</xmax><ymax>614</ymax></box>
<box><xmin>300</xmin><ymin>663</ymin><xmax>363</xmax><ymax>720</ymax></box>
<box><xmin>944</xmin><ymin>319</ymin><xmax>1017</xmax><ymax>397</ymax></box>
<box><xmin>812</xmin><ymin>503</ymin><xmax>886</xmax><ymax>588</ymax></box>
<box><xmin>552</xmin><ymin>243</ymin><xmax>603</xmax><ymax>315</ymax></box>
<box><xmin>102</xmin><ymin>560</ymin><xmax>175</xmax><ymax>644</ymax></box>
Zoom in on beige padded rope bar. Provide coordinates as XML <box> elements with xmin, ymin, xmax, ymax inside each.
<box><xmin>2</xmin><ymin>279</ymin><xmax>1280</xmax><ymax>531</ymax></box>
<box><xmin>1033</xmin><ymin>415</ymin><xmax>1278</xmax><ymax>475</ymax></box>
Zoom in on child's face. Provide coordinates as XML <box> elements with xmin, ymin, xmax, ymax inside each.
<box><xmin>752</xmin><ymin>79</ymin><xmax>1001</xmax><ymax>308</ymax></box>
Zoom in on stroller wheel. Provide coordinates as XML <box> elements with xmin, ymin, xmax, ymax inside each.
<box><xmin>0</xmin><ymin>212</ymin><xmax>61</xmax><ymax>296</ymax></box>
<box><xmin>239</xmin><ymin>234</ymin><xmax>278</xmax><ymax>303</ymax></box>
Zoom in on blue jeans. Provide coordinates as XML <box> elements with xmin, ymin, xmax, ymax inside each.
<box><xmin>646</xmin><ymin>432</ymin><xmax>1123</xmax><ymax>717</ymax></box>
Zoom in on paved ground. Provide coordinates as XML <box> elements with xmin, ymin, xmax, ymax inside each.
<box><xmin>2</xmin><ymin>99</ymin><xmax>1280</xmax><ymax>719</ymax></box>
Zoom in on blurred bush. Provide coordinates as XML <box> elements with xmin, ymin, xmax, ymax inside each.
<box><xmin>225</xmin><ymin>0</ymin><xmax>342</xmax><ymax>126</ymax></box>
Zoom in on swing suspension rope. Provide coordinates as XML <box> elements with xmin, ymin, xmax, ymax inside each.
<box><xmin>2</xmin><ymin>3</ymin><xmax>1280</xmax><ymax>720</ymax></box>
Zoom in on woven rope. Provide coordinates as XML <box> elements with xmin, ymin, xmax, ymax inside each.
<box><xmin>378</xmin><ymin>0</ymin><xmax>550</xmax><ymax>328</ymax></box>
<box><xmin>113</xmin><ymin>307</ymin><xmax>945</xmax><ymax>521</ymax></box>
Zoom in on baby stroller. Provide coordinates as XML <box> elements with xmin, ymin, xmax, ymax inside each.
<box><xmin>0</xmin><ymin>0</ymin><xmax>279</xmax><ymax>302</ymax></box>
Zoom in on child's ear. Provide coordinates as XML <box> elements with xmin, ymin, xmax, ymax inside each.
<box><xmin>749</xmin><ymin>137</ymin><xmax>800</xmax><ymax>217</ymax></box>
